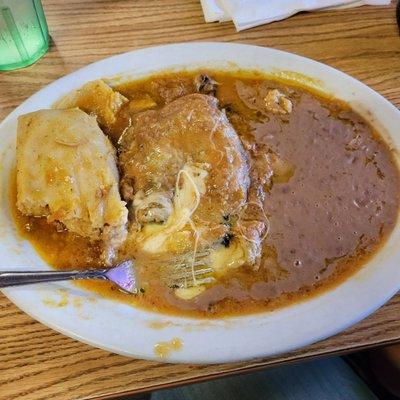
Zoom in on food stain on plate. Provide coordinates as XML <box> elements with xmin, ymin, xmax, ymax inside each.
<box><xmin>72</xmin><ymin>296</ymin><xmax>95</xmax><ymax>320</ymax></box>
<box><xmin>183</xmin><ymin>320</ymin><xmax>227</xmax><ymax>332</ymax></box>
<box><xmin>147</xmin><ymin>319</ymin><xmax>233</xmax><ymax>332</ymax></box>
<box><xmin>147</xmin><ymin>320</ymin><xmax>175</xmax><ymax>330</ymax></box>
<box><xmin>42</xmin><ymin>289</ymin><xmax>95</xmax><ymax>319</ymax></box>
<box><xmin>10</xmin><ymin>243</ymin><xmax>23</xmax><ymax>255</ymax></box>
<box><xmin>154</xmin><ymin>337</ymin><xmax>183</xmax><ymax>359</ymax></box>
<box><xmin>42</xmin><ymin>288</ymin><xmax>69</xmax><ymax>307</ymax></box>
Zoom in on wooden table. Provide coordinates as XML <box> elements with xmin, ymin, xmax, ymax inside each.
<box><xmin>1</xmin><ymin>1</ymin><xmax>399</xmax><ymax>399</ymax></box>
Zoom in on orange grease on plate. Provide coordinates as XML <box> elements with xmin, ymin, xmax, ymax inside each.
<box><xmin>154</xmin><ymin>337</ymin><xmax>183</xmax><ymax>358</ymax></box>
<box><xmin>147</xmin><ymin>320</ymin><xmax>175</xmax><ymax>330</ymax></box>
<box><xmin>42</xmin><ymin>289</ymin><xmax>69</xmax><ymax>307</ymax></box>
<box><xmin>73</xmin><ymin>297</ymin><xmax>83</xmax><ymax>308</ymax></box>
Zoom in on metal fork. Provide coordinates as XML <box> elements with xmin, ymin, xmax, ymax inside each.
<box><xmin>168</xmin><ymin>251</ymin><xmax>214</xmax><ymax>289</ymax></box>
<box><xmin>0</xmin><ymin>253</ymin><xmax>214</xmax><ymax>294</ymax></box>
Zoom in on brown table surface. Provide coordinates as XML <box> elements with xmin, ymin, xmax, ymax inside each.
<box><xmin>1</xmin><ymin>1</ymin><xmax>400</xmax><ymax>399</ymax></box>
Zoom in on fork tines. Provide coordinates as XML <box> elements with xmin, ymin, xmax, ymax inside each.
<box><xmin>169</xmin><ymin>250</ymin><xmax>214</xmax><ymax>288</ymax></box>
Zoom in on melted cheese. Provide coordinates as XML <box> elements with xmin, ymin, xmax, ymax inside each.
<box><xmin>175</xmin><ymin>286</ymin><xmax>206</xmax><ymax>300</ymax></box>
<box><xmin>174</xmin><ymin>239</ymin><xmax>246</xmax><ymax>300</ymax></box>
<box><xmin>210</xmin><ymin>238</ymin><xmax>247</xmax><ymax>275</ymax></box>
<box><xmin>135</xmin><ymin>164</ymin><xmax>208</xmax><ymax>255</ymax></box>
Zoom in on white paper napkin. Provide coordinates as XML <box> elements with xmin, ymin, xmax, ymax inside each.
<box><xmin>201</xmin><ymin>0</ymin><xmax>391</xmax><ymax>30</ymax></box>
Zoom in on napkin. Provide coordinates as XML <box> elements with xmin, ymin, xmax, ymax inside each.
<box><xmin>201</xmin><ymin>0</ymin><xmax>391</xmax><ymax>30</ymax></box>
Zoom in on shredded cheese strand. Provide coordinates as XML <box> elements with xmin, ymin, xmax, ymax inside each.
<box><xmin>137</xmin><ymin>165</ymin><xmax>206</xmax><ymax>260</ymax></box>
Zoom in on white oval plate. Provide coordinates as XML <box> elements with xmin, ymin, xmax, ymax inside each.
<box><xmin>0</xmin><ymin>43</ymin><xmax>399</xmax><ymax>364</ymax></box>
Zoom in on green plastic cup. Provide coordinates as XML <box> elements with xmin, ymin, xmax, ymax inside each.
<box><xmin>0</xmin><ymin>0</ymin><xmax>49</xmax><ymax>71</ymax></box>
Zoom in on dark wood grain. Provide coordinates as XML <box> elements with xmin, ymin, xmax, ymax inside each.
<box><xmin>0</xmin><ymin>1</ymin><xmax>399</xmax><ymax>399</ymax></box>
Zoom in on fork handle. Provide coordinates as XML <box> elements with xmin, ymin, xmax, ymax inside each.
<box><xmin>0</xmin><ymin>269</ymin><xmax>108</xmax><ymax>288</ymax></box>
